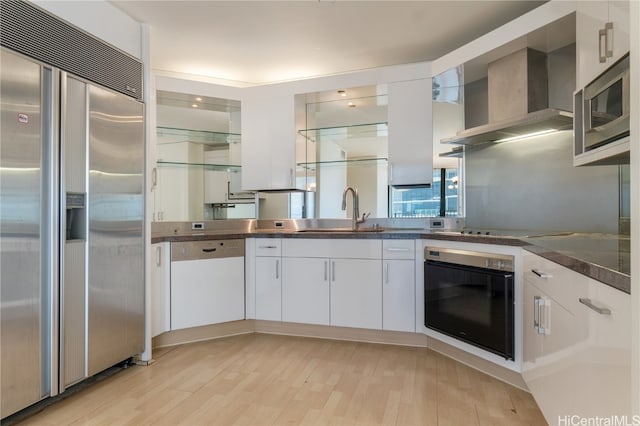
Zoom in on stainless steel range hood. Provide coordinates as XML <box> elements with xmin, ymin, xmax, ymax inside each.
<box><xmin>443</xmin><ymin>47</ymin><xmax>573</xmax><ymax>146</ymax></box>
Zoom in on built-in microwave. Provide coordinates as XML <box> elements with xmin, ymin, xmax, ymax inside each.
<box><xmin>580</xmin><ymin>53</ymin><xmax>630</xmax><ymax>151</ymax></box>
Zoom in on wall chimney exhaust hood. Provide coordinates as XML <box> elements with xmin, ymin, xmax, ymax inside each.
<box><xmin>442</xmin><ymin>47</ymin><xmax>573</xmax><ymax>146</ymax></box>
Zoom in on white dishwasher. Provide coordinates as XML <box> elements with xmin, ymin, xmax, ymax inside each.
<box><xmin>170</xmin><ymin>239</ymin><xmax>245</xmax><ymax>330</ymax></box>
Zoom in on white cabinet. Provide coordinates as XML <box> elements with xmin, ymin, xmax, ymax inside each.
<box><xmin>170</xmin><ymin>241</ymin><xmax>245</xmax><ymax>330</ymax></box>
<box><xmin>522</xmin><ymin>252</ymin><xmax>631</xmax><ymax>423</ymax></box>
<box><xmin>281</xmin><ymin>239</ymin><xmax>382</xmax><ymax>329</ymax></box>
<box><xmin>241</xmin><ymin>94</ymin><xmax>303</xmax><ymax>191</ymax></box>
<box><xmin>330</xmin><ymin>258</ymin><xmax>382</xmax><ymax>329</ymax></box>
<box><xmin>576</xmin><ymin>0</ymin><xmax>630</xmax><ymax>88</ymax></box>
<box><xmin>572</xmin><ymin>277</ymin><xmax>631</xmax><ymax>418</ymax></box>
<box><xmin>382</xmin><ymin>240</ymin><xmax>416</xmax><ymax>332</ymax></box>
<box><xmin>282</xmin><ymin>257</ymin><xmax>330</xmax><ymax>325</ymax></box>
<box><xmin>388</xmin><ymin>78</ymin><xmax>433</xmax><ymax>185</ymax></box>
<box><xmin>150</xmin><ymin>242</ymin><xmax>170</xmax><ymax>337</ymax></box>
<box><xmin>255</xmin><ymin>238</ymin><xmax>282</xmax><ymax>321</ymax></box>
<box><xmin>522</xmin><ymin>278</ymin><xmax>579</xmax><ymax>421</ymax></box>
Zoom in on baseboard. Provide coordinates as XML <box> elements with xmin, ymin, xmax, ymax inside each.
<box><xmin>152</xmin><ymin>320</ymin><xmax>254</xmax><ymax>348</ymax></box>
<box><xmin>254</xmin><ymin>320</ymin><xmax>429</xmax><ymax>347</ymax></box>
<box><xmin>427</xmin><ymin>338</ymin><xmax>529</xmax><ymax>391</ymax></box>
<box><xmin>152</xmin><ymin>319</ymin><xmax>527</xmax><ymax>391</ymax></box>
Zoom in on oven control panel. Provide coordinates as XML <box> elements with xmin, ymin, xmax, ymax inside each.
<box><xmin>425</xmin><ymin>247</ymin><xmax>514</xmax><ymax>272</ymax></box>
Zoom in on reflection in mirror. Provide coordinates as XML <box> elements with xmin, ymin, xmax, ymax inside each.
<box><xmin>389</xmin><ymin>169</ymin><xmax>459</xmax><ymax>218</ymax></box>
<box><xmin>432</xmin><ymin>66</ymin><xmax>464</xmax><ymax>217</ymax></box>
<box><xmin>297</xmin><ymin>85</ymin><xmax>389</xmax><ymax>219</ymax></box>
<box><xmin>153</xmin><ymin>90</ymin><xmax>255</xmax><ymax>221</ymax></box>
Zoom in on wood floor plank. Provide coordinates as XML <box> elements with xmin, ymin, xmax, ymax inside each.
<box><xmin>14</xmin><ymin>333</ymin><xmax>545</xmax><ymax>426</ymax></box>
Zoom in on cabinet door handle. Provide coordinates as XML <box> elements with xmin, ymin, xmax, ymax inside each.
<box><xmin>289</xmin><ymin>168</ymin><xmax>294</xmax><ymax>187</ymax></box>
<box><xmin>259</xmin><ymin>245</ymin><xmax>277</xmax><ymax>249</ymax></box>
<box><xmin>533</xmin><ymin>296</ymin><xmax>541</xmax><ymax>332</ymax></box>
<box><xmin>202</xmin><ymin>248</ymin><xmax>216</xmax><ymax>253</ymax></box>
<box><xmin>155</xmin><ymin>245</ymin><xmax>162</xmax><ymax>267</ymax></box>
<box><xmin>275</xmin><ymin>259</ymin><xmax>279</xmax><ymax>280</ymax></box>
<box><xmin>604</xmin><ymin>22</ymin><xmax>614</xmax><ymax>59</ymax></box>
<box><xmin>531</xmin><ymin>269</ymin><xmax>551</xmax><ymax>279</ymax></box>
<box><xmin>385</xmin><ymin>262</ymin><xmax>390</xmax><ymax>284</ymax></box>
<box><xmin>539</xmin><ymin>298</ymin><xmax>549</xmax><ymax>335</ymax></box>
<box><xmin>324</xmin><ymin>261</ymin><xmax>328</xmax><ymax>282</ymax></box>
<box><xmin>332</xmin><ymin>261</ymin><xmax>336</xmax><ymax>282</ymax></box>
<box><xmin>387</xmin><ymin>248</ymin><xmax>410</xmax><ymax>252</ymax></box>
<box><xmin>579</xmin><ymin>297</ymin><xmax>611</xmax><ymax>315</ymax></box>
<box><xmin>389</xmin><ymin>163</ymin><xmax>394</xmax><ymax>183</ymax></box>
<box><xmin>599</xmin><ymin>27</ymin><xmax>607</xmax><ymax>63</ymax></box>
<box><xmin>151</xmin><ymin>167</ymin><xmax>157</xmax><ymax>191</ymax></box>
<box><xmin>534</xmin><ymin>296</ymin><xmax>550</xmax><ymax>335</ymax></box>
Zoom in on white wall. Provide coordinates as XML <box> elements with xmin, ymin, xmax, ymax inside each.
<box><xmin>33</xmin><ymin>0</ymin><xmax>142</xmax><ymax>59</ymax></box>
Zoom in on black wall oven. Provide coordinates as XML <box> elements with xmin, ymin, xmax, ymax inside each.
<box><xmin>424</xmin><ymin>247</ymin><xmax>514</xmax><ymax>360</ymax></box>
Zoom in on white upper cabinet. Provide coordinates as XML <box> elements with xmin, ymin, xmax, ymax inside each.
<box><xmin>241</xmin><ymin>94</ymin><xmax>303</xmax><ymax>191</ymax></box>
<box><xmin>576</xmin><ymin>0</ymin><xmax>630</xmax><ymax>88</ymax></box>
<box><xmin>387</xmin><ymin>78</ymin><xmax>433</xmax><ymax>185</ymax></box>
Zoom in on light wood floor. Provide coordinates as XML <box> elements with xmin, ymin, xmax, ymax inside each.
<box><xmin>16</xmin><ymin>333</ymin><xmax>547</xmax><ymax>426</ymax></box>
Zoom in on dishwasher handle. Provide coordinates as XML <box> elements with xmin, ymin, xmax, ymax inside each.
<box><xmin>202</xmin><ymin>248</ymin><xmax>217</xmax><ymax>253</ymax></box>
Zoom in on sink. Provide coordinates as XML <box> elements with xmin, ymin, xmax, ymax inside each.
<box><xmin>296</xmin><ymin>227</ymin><xmax>385</xmax><ymax>233</ymax></box>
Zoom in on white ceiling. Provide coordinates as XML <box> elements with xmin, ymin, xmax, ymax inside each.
<box><xmin>111</xmin><ymin>0</ymin><xmax>546</xmax><ymax>86</ymax></box>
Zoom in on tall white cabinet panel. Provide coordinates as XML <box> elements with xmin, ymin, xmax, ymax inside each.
<box><xmin>576</xmin><ymin>0</ymin><xmax>630</xmax><ymax>87</ymax></box>
<box><xmin>255</xmin><ymin>257</ymin><xmax>281</xmax><ymax>321</ymax></box>
<box><xmin>387</xmin><ymin>78</ymin><xmax>433</xmax><ymax>185</ymax></box>
<box><xmin>150</xmin><ymin>242</ymin><xmax>171</xmax><ymax>337</ymax></box>
<box><xmin>241</xmin><ymin>94</ymin><xmax>302</xmax><ymax>190</ymax></box>
<box><xmin>382</xmin><ymin>260</ymin><xmax>415</xmax><ymax>332</ymax></box>
<box><xmin>330</xmin><ymin>258</ymin><xmax>382</xmax><ymax>329</ymax></box>
<box><xmin>281</xmin><ymin>257</ymin><xmax>330</xmax><ymax>325</ymax></box>
<box><xmin>382</xmin><ymin>240</ymin><xmax>415</xmax><ymax>332</ymax></box>
<box><xmin>255</xmin><ymin>238</ymin><xmax>282</xmax><ymax>321</ymax></box>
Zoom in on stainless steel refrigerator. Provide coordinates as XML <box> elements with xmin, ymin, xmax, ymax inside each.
<box><xmin>1</xmin><ymin>29</ymin><xmax>145</xmax><ymax>418</ymax></box>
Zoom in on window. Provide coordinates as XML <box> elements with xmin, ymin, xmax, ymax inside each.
<box><xmin>389</xmin><ymin>169</ymin><xmax>459</xmax><ymax>218</ymax></box>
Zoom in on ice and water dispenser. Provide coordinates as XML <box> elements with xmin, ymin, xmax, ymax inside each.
<box><xmin>65</xmin><ymin>192</ymin><xmax>86</xmax><ymax>241</ymax></box>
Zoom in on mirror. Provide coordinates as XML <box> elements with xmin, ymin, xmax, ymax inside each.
<box><xmin>153</xmin><ymin>90</ymin><xmax>256</xmax><ymax>221</ymax></box>
<box><xmin>296</xmin><ymin>85</ymin><xmax>390</xmax><ymax>219</ymax></box>
<box><xmin>431</xmin><ymin>66</ymin><xmax>464</xmax><ymax>217</ymax></box>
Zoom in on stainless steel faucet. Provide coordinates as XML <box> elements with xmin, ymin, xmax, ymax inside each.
<box><xmin>341</xmin><ymin>186</ymin><xmax>368</xmax><ymax>231</ymax></box>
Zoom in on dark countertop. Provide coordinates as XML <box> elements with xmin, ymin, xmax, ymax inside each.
<box><xmin>521</xmin><ymin>233</ymin><xmax>630</xmax><ymax>294</ymax></box>
<box><xmin>152</xmin><ymin>229</ymin><xmax>630</xmax><ymax>294</ymax></box>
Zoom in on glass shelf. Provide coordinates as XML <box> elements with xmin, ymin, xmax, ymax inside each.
<box><xmin>298</xmin><ymin>122</ymin><xmax>388</xmax><ymax>143</ymax></box>
<box><xmin>157</xmin><ymin>126</ymin><xmax>241</xmax><ymax>147</ymax></box>
<box><xmin>297</xmin><ymin>157</ymin><xmax>388</xmax><ymax>171</ymax></box>
<box><xmin>156</xmin><ymin>161</ymin><xmax>241</xmax><ymax>172</ymax></box>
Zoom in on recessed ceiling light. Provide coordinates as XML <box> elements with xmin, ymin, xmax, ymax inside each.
<box><xmin>195</xmin><ymin>97</ymin><xmax>202</xmax><ymax>101</ymax></box>
<box><xmin>192</xmin><ymin>104</ymin><xmax>199</xmax><ymax>108</ymax></box>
